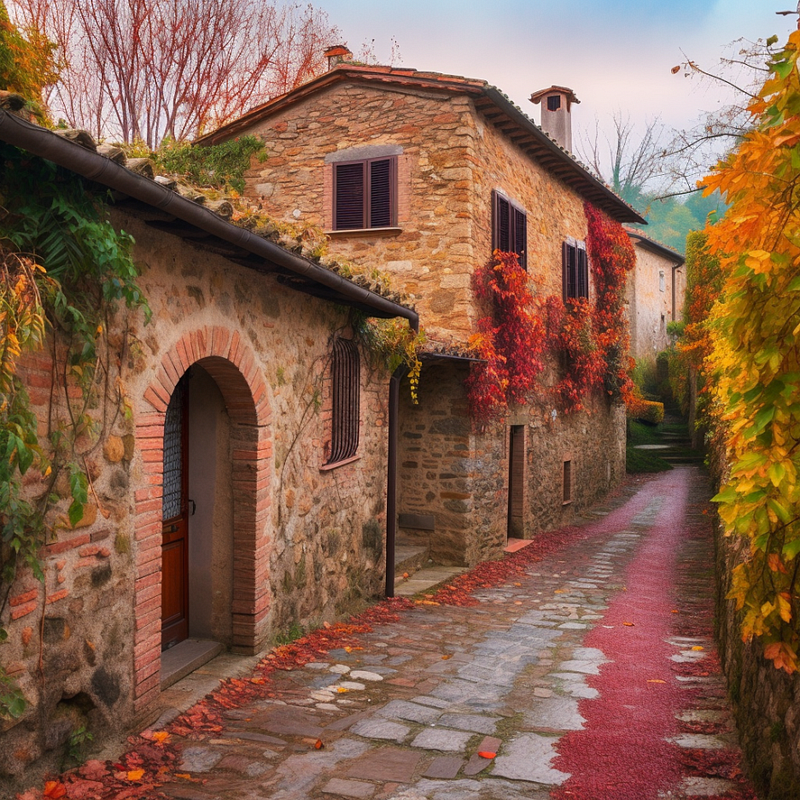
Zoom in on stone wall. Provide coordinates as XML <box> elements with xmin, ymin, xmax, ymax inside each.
<box><xmin>397</xmin><ymin>363</ymin><xmax>626</xmax><ymax>566</ymax></box>
<box><xmin>627</xmin><ymin>242</ymin><xmax>678</xmax><ymax>364</ymax></box>
<box><xmin>715</xmin><ymin>518</ymin><xmax>800</xmax><ymax>799</ymax></box>
<box><xmin>397</xmin><ymin>361</ymin><xmax>506</xmax><ymax>567</ymax></box>
<box><xmin>239</xmin><ymin>82</ymin><xmax>481</xmax><ymax>343</ymax></box>
<box><xmin>231</xmin><ymin>78</ymin><xmax>628</xmax><ymax>565</ymax></box>
<box><xmin>0</xmin><ymin>210</ymin><xmax>393</xmax><ymax>784</ymax></box>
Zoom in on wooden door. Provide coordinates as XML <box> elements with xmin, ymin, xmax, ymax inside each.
<box><xmin>161</xmin><ymin>377</ymin><xmax>189</xmax><ymax>649</ymax></box>
<box><xmin>508</xmin><ymin>425</ymin><xmax>525</xmax><ymax>538</ymax></box>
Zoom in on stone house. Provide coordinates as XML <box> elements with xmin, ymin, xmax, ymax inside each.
<box><xmin>625</xmin><ymin>230</ymin><xmax>686</xmax><ymax>365</ymax></box>
<box><xmin>196</xmin><ymin>62</ymin><xmax>646</xmax><ymax>578</ymax></box>
<box><xmin>0</xmin><ymin>109</ymin><xmax>416</xmax><ymax>782</ymax></box>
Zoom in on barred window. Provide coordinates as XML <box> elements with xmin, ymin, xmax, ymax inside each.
<box><xmin>325</xmin><ymin>338</ymin><xmax>360</xmax><ymax>465</ymax></box>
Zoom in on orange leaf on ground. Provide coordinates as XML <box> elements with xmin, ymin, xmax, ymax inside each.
<box><xmin>315</xmin><ymin>739</ymin><xmax>325</xmax><ymax>749</ymax></box>
<box><xmin>691</xmin><ymin>646</ymin><xmax>704</xmax><ymax>651</ymax></box>
<box><xmin>623</xmin><ymin>622</ymin><xmax>635</xmax><ymax>627</ymax></box>
<box><xmin>647</xmin><ymin>679</ymin><xmax>666</xmax><ymax>683</ymax></box>
<box><xmin>43</xmin><ymin>782</ymin><xmax>67</xmax><ymax>799</ymax></box>
<box><xmin>152</xmin><ymin>731</ymin><xmax>170</xmax><ymax>743</ymax></box>
<box><xmin>127</xmin><ymin>769</ymin><xmax>145</xmax><ymax>781</ymax></box>
<box><xmin>478</xmin><ymin>751</ymin><xmax>497</xmax><ymax>759</ymax></box>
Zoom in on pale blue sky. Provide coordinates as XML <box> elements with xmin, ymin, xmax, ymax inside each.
<box><xmin>319</xmin><ymin>0</ymin><xmax>795</xmax><ymax>160</ymax></box>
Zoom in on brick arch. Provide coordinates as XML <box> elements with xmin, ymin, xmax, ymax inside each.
<box><xmin>132</xmin><ymin>327</ymin><xmax>272</xmax><ymax>713</ymax></box>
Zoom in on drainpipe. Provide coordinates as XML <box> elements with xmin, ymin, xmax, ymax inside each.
<box><xmin>384</xmin><ymin>364</ymin><xmax>408</xmax><ymax>598</ymax></box>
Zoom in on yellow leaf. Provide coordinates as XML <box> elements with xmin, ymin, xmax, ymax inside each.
<box><xmin>127</xmin><ymin>769</ymin><xmax>145</xmax><ymax>782</ymax></box>
<box><xmin>152</xmin><ymin>731</ymin><xmax>170</xmax><ymax>743</ymax></box>
<box><xmin>691</xmin><ymin>646</ymin><xmax>704</xmax><ymax>651</ymax></box>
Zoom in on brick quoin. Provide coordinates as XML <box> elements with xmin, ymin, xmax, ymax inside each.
<box><xmin>133</xmin><ymin>326</ymin><xmax>273</xmax><ymax>710</ymax></box>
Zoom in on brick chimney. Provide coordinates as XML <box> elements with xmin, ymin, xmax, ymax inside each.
<box><xmin>530</xmin><ymin>86</ymin><xmax>580</xmax><ymax>152</ymax></box>
<box><xmin>324</xmin><ymin>45</ymin><xmax>353</xmax><ymax>71</ymax></box>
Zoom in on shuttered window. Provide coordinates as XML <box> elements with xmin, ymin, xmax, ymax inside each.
<box><xmin>325</xmin><ymin>338</ymin><xmax>360</xmax><ymax>465</ymax></box>
<box><xmin>333</xmin><ymin>157</ymin><xmax>396</xmax><ymax>230</ymax></box>
<box><xmin>562</xmin><ymin>241</ymin><xmax>588</xmax><ymax>301</ymax></box>
<box><xmin>491</xmin><ymin>191</ymin><xmax>527</xmax><ymax>269</ymax></box>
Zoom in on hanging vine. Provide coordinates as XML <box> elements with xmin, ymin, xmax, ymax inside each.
<box><xmin>0</xmin><ymin>143</ymin><xmax>148</xmax><ymax>717</ymax></box>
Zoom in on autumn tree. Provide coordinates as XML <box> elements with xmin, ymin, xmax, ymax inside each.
<box><xmin>7</xmin><ymin>0</ymin><xmax>338</xmax><ymax>146</ymax></box>
<box><xmin>704</xmin><ymin>29</ymin><xmax>800</xmax><ymax>673</ymax></box>
<box><xmin>0</xmin><ymin>0</ymin><xmax>57</xmax><ymax>109</ymax></box>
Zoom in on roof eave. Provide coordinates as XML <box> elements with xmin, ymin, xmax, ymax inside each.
<box><xmin>0</xmin><ymin>110</ymin><xmax>418</xmax><ymax>328</ymax></box>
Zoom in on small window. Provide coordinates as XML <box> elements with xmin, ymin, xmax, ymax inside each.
<box><xmin>562</xmin><ymin>241</ymin><xmax>588</xmax><ymax>301</ymax></box>
<box><xmin>325</xmin><ymin>338</ymin><xmax>360</xmax><ymax>465</ymax></box>
<box><xmin>547</xmin><ymin>95</ymin><xmax>561</xmax><ymax>112</ymax></box>
<box><xmin>492</xmin><ymin>191</ymin><xmax>527</xmax><ymax>269</ymax></box>
<box><xmin>562</xmin><ymin>460</ymin><xmax>572</xmax><ymax>505</ymax></box>
<box><xmin>333</xmin><ymin>157</ymin><xmax>396</xmax><ymax>230</ymax></box>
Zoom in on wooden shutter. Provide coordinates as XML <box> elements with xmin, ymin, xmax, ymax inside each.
<box><xmin>563</xmin><ymin>460</ymin><xmax>572</xmax><ymax>504</ymax></box>
<box><xmin>369</xmin><ymin>158</ymin><xmax>394</xmax><ymax>228</ymax></box>
<box><xmin>327</xmin><ymin>338</ymin><xmax>360</xmax><ymax>464</ymax></box>
<box><xmin>334</xmin><ymin>162</ymin><xmax>365</xmax><ymax>230</ymax></box>
<box><xmin>563</xmin><ymin>242</ymin><xmax>577</xmax><ymax>301</ymax></box>
<box><xmin>492</xmin><ymin>191</ymin><xmax>510</xmax><ymax>253</ymax></box>
<box><xmin>513</xmin><ymin>206</ymin><xmax>527</xmax><ymax>270</ymax></box>
<box><xmin>577</xmin><ymin>246</ymin><xmax>588</xmax><ymax>299</ymax></box>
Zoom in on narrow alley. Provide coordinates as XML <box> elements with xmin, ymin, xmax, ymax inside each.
<box><xmin>30</xmin><ymin>465</ymin><xmax>757</xmax><ymax>800</ymax></box>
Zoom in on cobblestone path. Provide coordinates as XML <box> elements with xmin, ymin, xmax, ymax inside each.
<box><xmin>29</xmin><ymin>467</ymin><xmax>759</xmax><ymax>800</ymax></box>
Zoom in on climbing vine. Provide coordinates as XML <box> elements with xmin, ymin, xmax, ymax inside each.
<box><xmin>0</xmin><ymin>143</ymin><xmax>148</xmax><ymax>715</ymax></box>
<box><xmin>584</xmin><ymin>202</ymin><xmax>636</xmax><ymax>402</ymax></box>
<box><xmin>542</xmin><ymin>296</ymin><xmax>605</xmax><ymax>414</ymax></box>
<box><xmin>704</xmin><ymin>29</ymin><xmax>800</xmax><ymax>673</ymax></box>
<box><xmin>466</xmin><ymin>250</ymin><xmax>545</xmax><ymax>424</ymax></box>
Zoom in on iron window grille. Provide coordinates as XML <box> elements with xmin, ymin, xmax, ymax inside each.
<box><xmin>325</xmin><ymin>337</ymin><xmax>360</xmax><ymax>465</ymax></box>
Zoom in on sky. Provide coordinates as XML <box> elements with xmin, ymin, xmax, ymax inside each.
<box><xmin>318</xmin><ymin>0</ymin><xmax>797</xmax><ymax>175</ymax></box>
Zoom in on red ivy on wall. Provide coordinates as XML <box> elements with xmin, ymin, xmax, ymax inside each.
<box><xmin>466</xmin><ymin>250</ymin><xmax>545</xmax><ymax>424</ymax></box>
<box><xmin>584</xmin><ymin>202</ymin><xmax>636</xmax><ymax>403</ymax></box>
<box><xmin>467</xmin><ymin>205</ymin><xmax>635</xmax><ymax>423</ymax></box>
<box><xmin>543</xmin><ymin>295</ymin><xmax>606</xmax><ymax>414</ymax></box>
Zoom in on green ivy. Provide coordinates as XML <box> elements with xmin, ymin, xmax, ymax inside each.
<box><xmin>0</xmin><ymin>143</ymin><xmax>148</xmax><ymax>719</ymax></box>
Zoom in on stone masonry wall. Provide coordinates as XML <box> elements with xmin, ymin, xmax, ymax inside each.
<box><xmin>397</xmin><ymin>361</ymin><xmax>506</xmax><ymax>567</ymax></box>
<box><xmin>716</xmin><ymin>508</ymin><xmax>800</xmax><ymax>798</ymax></box>
<box><xmin>627</xmin><ymin>243</ymin><xmax>675</xmax><ymax>364</ymax></box>
<box><xmin>232</xmin><ymin>79</ymin><xmax>627</xmax><ymax>564</ymax></box>
<box><xmin>0</xmin><ymin>210</ymin><xmax>393</xmax><ymax>785</ymax></box>
<box><xmin>238</xmin><ymin>82</ymin><xmax>482</xmax><ymax>343</ymax></box>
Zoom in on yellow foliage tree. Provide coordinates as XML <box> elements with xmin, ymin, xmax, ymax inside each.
<box><xmin>705</xmin><ymin>29</ymin><xmax>800</xmax><ymax>673</ymax></box>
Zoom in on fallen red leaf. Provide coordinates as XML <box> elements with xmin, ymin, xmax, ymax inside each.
<box><xmin>43</xmin><ymin>782</ymin><xmax>67</xmax><ymax>799</ymax></box>
<box><xmin>478</xmin><ymin>751</ymin><xmax>497</xmax><ymax>759</ymax></box>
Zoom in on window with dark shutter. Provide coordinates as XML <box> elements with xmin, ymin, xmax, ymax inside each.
<box><xmin>491</xmin><ymin>190</ymin><xmax>527</xmax><ymax>269</ymax></box>
<box><xmin>325</xmin><ymin>338</ymin><xmax>360</xmax><ymax>465</ymax></box>
<box><xmin>333</xmin><ymin>157</ymin><xmax>396</xmax><ymax>230</ymax></box>
<box><xmin>562</xmin><ymin>241</ymin><xmax>588</xmax><ymax>301</ymax></box>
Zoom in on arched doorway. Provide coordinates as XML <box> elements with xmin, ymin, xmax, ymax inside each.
<box><xmin>133</xmin><ymin>328</ymin><xmax>272</xmax><ymax>714</ymax></box>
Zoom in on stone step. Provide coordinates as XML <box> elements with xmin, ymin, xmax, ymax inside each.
<box><xmin>394</xmin><ymin>545</ymin><xmax>429</xmax><ymax>578</ymax></box>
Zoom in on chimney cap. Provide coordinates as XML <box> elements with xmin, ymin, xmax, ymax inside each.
<box><xmin>324</xmin><ymin>44</ymin><xmax>352</xmax><ymax>58</ymax></box>
<box><xmin>530</xmin><ymin>86</ymin><xmax>580</xmax><ymax>108</ymax></box>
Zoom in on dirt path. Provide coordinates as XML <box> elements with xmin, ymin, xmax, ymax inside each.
<box><xmin>18</xmin><ymin>468</ymin><xmax>759</xmax><ymax>800</ymax></box>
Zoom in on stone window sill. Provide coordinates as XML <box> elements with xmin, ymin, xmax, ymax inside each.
<box><xmin>320</xmin><ymin>454</ymin><xmax>360</xmax><ymax>472</ymax></box>
<box><xmin>325</xmin><ymin>227</ymin><xmax>402</xmax><ymax>238</ymax></box>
